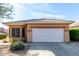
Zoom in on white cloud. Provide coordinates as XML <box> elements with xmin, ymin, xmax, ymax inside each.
<box><xmin>30</xmin><ymin>11</ymin><xmax>64</xmax><ymax>19</ymax></box>
<box><xmin>9</xmin><ymin>3</ymin><xmax>65</xmax><ymax>20</ymax></box>
<box><xmin>10</xmin><ymin>3</ymin><xmax>30</xmax><ymax>20</ymax></box>
<box><xmin>0</xmin><ymin>23</ymin><xmax>8</xmax><ymax>29</ymax></box>
<box><xmin>11</xmin><ymin>3</ymin><xmax>28</xmax><ymax>11</ymax></box>
<box><xmin>1</xmin><ymin>19</ymin><xmax>14</xmax><ymax>22</ymax></box>
<box><xmin>25</xmin><ymin>3</ymin><xmax>57</xmax><ymax>13</ymax></box>
<box><xmin>0</xmin><ymin>3</ymin><xmax>64</xmax><ymax>22</ymax></box>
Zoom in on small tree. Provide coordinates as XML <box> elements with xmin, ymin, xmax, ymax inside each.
<box><xmin>0</xmin><ymin>3</ymin><xmax>13</xmax><ymax>19</ymax></box>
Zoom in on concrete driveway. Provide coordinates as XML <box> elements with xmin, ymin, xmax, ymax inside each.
<box><xmin>1</xmin><ymin>42</ymin><xmax>79</xmax><ymax>56</ymax></box>
<box><xmin>26</xmin><ymin>42</ymin><xmax>79</xmax><ymax>56</ymax></box>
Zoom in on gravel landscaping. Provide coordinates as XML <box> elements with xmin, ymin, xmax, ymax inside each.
<box><xmin>0</xmin><ymin>45</ymin><xmax>55</xmax><ymax>56</ymax></box>
<box><xmin>1</xmin><ymin>42</ymin><xmax>79</xmax><ymax>56</ymax></box>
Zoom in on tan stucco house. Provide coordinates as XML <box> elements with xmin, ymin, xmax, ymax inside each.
<box><xmin>3</xmin><ymin>18</ymin><xmax>74</xmax><ymax>43</ymax></box>
<box><xmin>69</xmin><ymin>22</ymin><xmax>79</xmax><ymax>28</ymax></box>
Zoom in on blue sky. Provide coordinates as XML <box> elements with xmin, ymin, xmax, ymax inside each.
<box><xmin>1</xmin><ymin>3</ymin><xmax>79</xmax><ymax>28</ymax></box>
<box><xmin>11</xmin><ymin>3</ymin><xmax>79</xmax><ymax>21</ymax></box>
<box><xmin>2</xmin><ymin>3</ymin><xmax>79</xmax><ymax>22</ymax></box>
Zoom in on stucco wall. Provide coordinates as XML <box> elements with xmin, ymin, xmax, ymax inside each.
<box><xmin>26</xmin><ymin>23</ymin><xmax>70</xmax><ymax>42</ymax></box>
<box><xmin>8</xmin><ymin>23</ymin><xmax>70</xmax><ymax>42</ymax></box>
<box><xmin>64</xmin><ymin>30</ymin><xmax>70</xmax><ymax>42</ymax></box>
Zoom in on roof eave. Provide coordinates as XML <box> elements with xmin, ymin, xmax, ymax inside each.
<box><xmin>2</xmin><ymin>19</ymin><xmax>74</xmax><ymax>26</ymax></box>
<box><xmin>2</xmin><ymin>22</ymin><xmax>26</xmax><ymax>26</ymax></box>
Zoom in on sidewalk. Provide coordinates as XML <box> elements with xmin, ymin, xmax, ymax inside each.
<box><xmin>0</xmin><ymin>43</ymin><xmax>10</xmax><ymax>45</ymax></box>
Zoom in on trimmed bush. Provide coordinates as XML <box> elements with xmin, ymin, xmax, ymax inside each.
<box><xmin>10</xmin><ymin>41</ymin><xmax>25</xmax><ymax>51</ymax></box>
<box><xmin>69</xmin><ymin>28</ymin><xmax>79</xmax><ymax>41</ymax></box>
<box><xmin>0</xmin><ymin>34</ymin><xmax>7</xmax><ymax>40</ymax></box>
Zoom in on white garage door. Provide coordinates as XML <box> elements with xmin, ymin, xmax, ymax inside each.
<box><xmin>32</xmin><ymin>28</ymin><xmax>64</xmax><ymax>42</ymax></box>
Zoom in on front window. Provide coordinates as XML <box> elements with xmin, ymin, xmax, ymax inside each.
<box><xmin>12</xmin><ymin>28</ymin><xmax>20</xmax><ymax>37</ymax></box>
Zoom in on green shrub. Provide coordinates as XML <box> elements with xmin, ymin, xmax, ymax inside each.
<box><xmin>69</xmin><ymin>28</ymin><xmax>79</xmax><ymax>41</ymax></box>
<box><xmin>12</xmin><ymin>39</ymin><xmax>18</xmax><ymax>42</ymax></box>
<box><xmin>10</xmin><ymin>41</ymin><xmax>25</xmax><ymax>51</ymax></box>
<box><xmin>0</xmin><ymin>35</ymin><xmax>7</xmax><ymax>40</ymax></box>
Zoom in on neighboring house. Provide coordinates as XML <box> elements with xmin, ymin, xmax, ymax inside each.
<box><xmin>3</xmin><ymin>18</ymin><xmax>73</xmax><ymax>43</ymax></box>
<box><xmin>0</xmin><ymin>27</ymin><xmax>8</xmax><ymax>35</ymax></box>
<box><xmin>69</xmin><ymin>22</ymin><xmax>79</xmax><ymax>28</ymax></box>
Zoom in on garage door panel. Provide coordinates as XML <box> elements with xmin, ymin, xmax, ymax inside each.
<box><xmin>32</xmin><ymin>28</ymin><xmax>64</xmax><ymax>42</ymax></box>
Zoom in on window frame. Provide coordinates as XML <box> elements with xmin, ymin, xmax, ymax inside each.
<box><xmin>12</xmin><ymin>28</ymin><xmax>20</xmax><ymax>37</ymax></box>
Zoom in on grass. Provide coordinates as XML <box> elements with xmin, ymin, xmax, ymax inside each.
<box><xmin>69</xmin><ymin>28</ymin><xmax>79</xmax><ymax>30</ymax></box>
